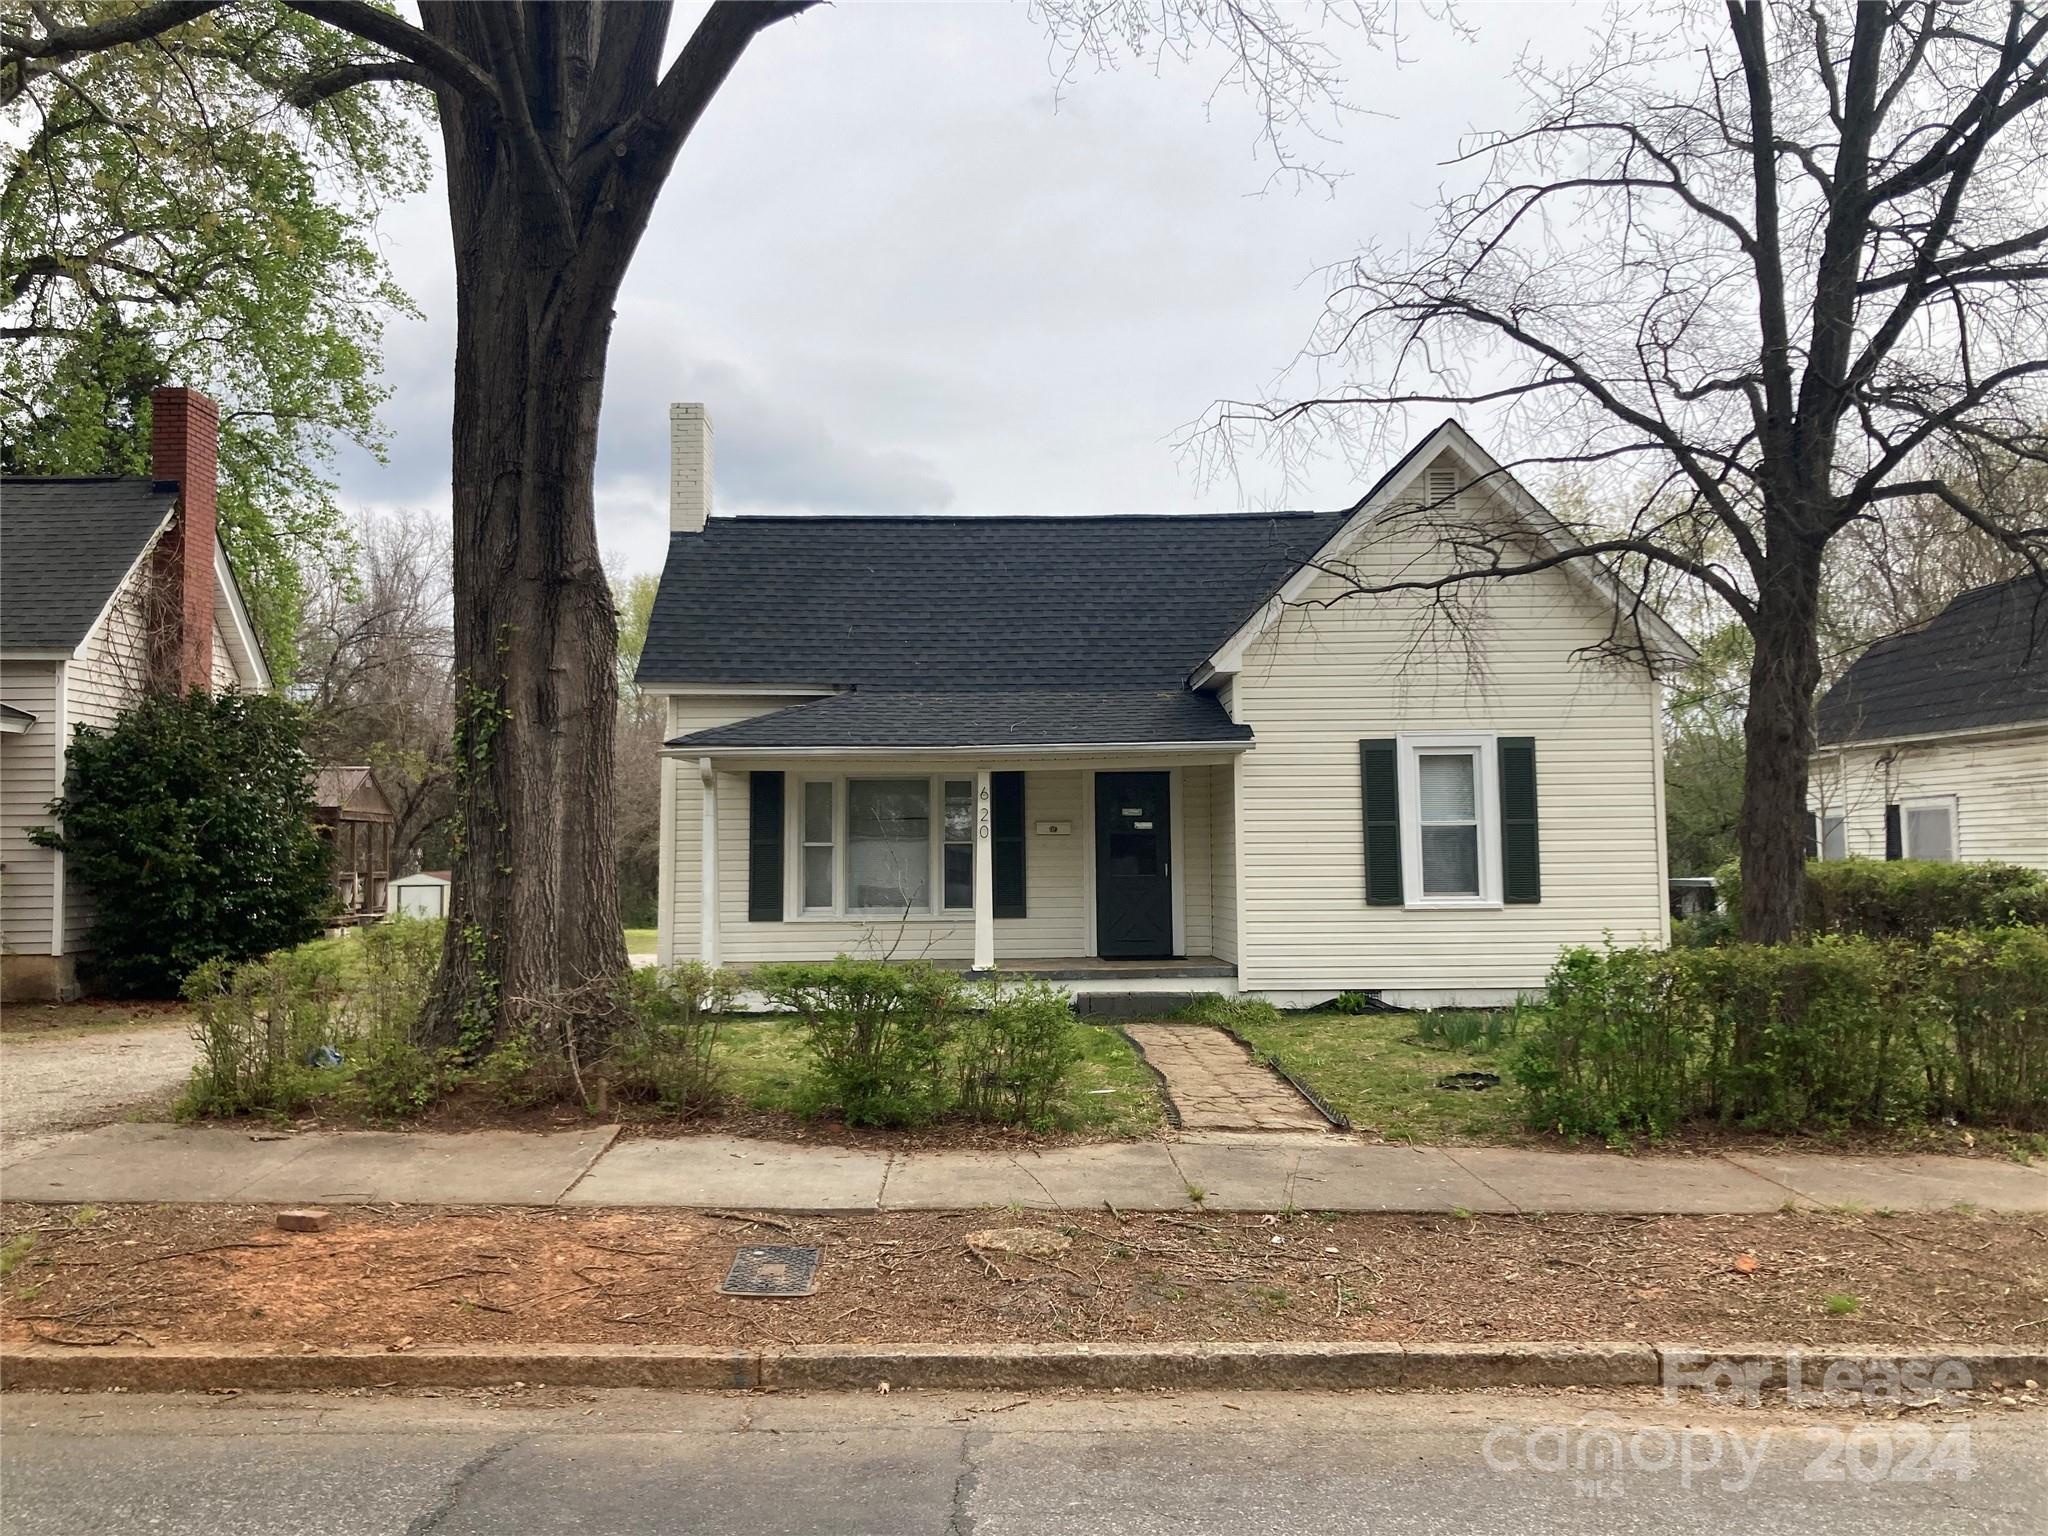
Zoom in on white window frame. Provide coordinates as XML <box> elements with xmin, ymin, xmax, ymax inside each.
<box><xmin>1901</xmin><ymin>794</ymin><xmax>1959</xmax><ymax>862</ymax></box>
<box><xmin>799</xmin><ymin>779</ymin><xmax>837</xmax><ymax>914</ymax></box>
<box><xmin>1808</xmin><ymin>809</ymin><xmax>1847</xmax><ymax>861</ymax></box>
<box><xmin>787</xmin><ymin>773</ymin><xmax>978</xmax><ymax>921</ymax></box>
<box><xmin>1397</xmin><ymin>732</ymin><xmax>1501</xmax><ymax>910</ymax></box>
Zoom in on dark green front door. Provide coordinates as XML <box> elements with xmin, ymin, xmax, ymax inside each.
<box><xmin>1095</xmin><ymin>771</ymin><xmax>1173</xmax><ymax>959</ymax></box>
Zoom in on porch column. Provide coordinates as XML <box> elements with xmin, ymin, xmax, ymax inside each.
<box><xmin>973</xmin><ymin>766</ymin><xmax>995</xmax><ymax>971</ymax></box>
<box><xmin>698</xmin><ymin>757</ymin><xmax>720</xmax><ymax>967</ymax></box>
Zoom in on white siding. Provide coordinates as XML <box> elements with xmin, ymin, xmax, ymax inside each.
<box><xmin>1178</xmin><ymin>764</ymin><xmax>1214</xmax><ymax>956</ymax></box>
<box><xmin>1212</xmin><ymin>755</ymin><xmax>1239</xmax><ymax>963</ymax></box>
<box><xmin>1810</xmin><ymin>730</ymin><xmax>2048</xmax><ymax>870</ymax></box>
<box><xmin>1229</xmin><ymin>449</ymin><xmax>1668</xmax><ymax>996</ymax></box>
<box><xmin>210</xmin><ymin>622</ymin><xmax>236</xmax><ymax>690</ymax></box>
<box><xmin>62</xmin><ymin>574</ymin><xmax>157</xmax><ymax>948</ymax></box>
<box><xmin>1</xmin><ymin>662</ymin><xmax>62</xmax><ymax>955</ymax></box>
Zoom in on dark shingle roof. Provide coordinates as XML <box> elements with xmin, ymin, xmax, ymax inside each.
<box><xmin>669</xmin><ymin>688</ymin><xmax>1252</xmax><ymax>751</ymax></box>
<box><xmin>1</xmin><ymin>478</ymin><xmax>179</xmax><ymax>651</ymax></box>
<box><xmin>635</xmin><ymin>511</ymin><xmax>1351</xmax><ymax>691</ymax></box>
<box><xmin>1816</xmin><ymin>576</ymin><xmax>2048</xmax><ymax>745</ymax></box>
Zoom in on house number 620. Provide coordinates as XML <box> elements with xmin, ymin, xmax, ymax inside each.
<box><xmin>977</xmin><ymin>785</ymin><xmax>991</xmax><ymax>839</ymax></box>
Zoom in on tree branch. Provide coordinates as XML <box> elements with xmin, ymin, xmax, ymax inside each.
<box><xmin>282</xmin><ymin>0</ymin><xmax>499</xmax><ymax>109</ymax></box>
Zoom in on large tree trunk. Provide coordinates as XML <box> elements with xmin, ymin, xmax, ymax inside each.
<box><xmin>1736</xmin><ymin>536</ymin><xmax>1826</xmax><ymax>944</ymax></box>
<box><xmin>422</xmin><ymin>98</ymin><xmax>637</xmax><ymax>1051</ymax></box>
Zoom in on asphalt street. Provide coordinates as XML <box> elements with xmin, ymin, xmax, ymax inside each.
<box><xmin>2</xmin><ymin>1388</ymin><xmax>2041</xmax><ymax>1534</ymax></box>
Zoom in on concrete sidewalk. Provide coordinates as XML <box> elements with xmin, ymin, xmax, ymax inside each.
<box><xmin>3</xmin><ymin>1122</ymin><xmax>2044</xmax><ymax>1214</ymax></box>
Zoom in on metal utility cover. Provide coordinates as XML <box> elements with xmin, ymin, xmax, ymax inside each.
<box><xmin>719</xmin><ymin>1245</ymin><xmax>821</xmax><ymax>1298</ymax></box>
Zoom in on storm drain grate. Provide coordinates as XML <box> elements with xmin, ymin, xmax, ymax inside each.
<box><xmin>719</xmin><ymin>1245</ymin><xmax>821</xmax><ymax>1298</ymax></box>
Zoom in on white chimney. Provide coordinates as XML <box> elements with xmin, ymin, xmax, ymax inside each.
<box><xmin>669</xmin><ymin>401</ymin><xmax>712</xmax><ymax>533</ymax></box>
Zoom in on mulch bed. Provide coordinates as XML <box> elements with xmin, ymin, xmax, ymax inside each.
<box><xmin>4</xmin><ymin>1203</ymin><xmax>2042</xmax><ymax>1355</ymax></box>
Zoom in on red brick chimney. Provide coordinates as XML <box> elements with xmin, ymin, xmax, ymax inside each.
<box><xmin>148</xmin><ymin>386</ymin><xmax>220</xmax><ymax>693</ymax></box>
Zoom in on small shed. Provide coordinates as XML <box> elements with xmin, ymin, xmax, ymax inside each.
<box><xmin>311</xmin><ymin>766</ymin><xmax>397</xmax><ymax>915</ymax></box>
<box><xmin>390</xmin><ymin>870</ymin><xmax>451</xmax><ymax>920</ymax></box>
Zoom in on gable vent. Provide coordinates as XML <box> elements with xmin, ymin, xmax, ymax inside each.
<box><xmin>1426</xmin><ymin>464</ymin><xmax>1458</xmax><ymax>513</ymax></box>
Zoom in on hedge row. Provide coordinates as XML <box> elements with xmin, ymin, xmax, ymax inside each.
<box><xmin>1515</xmin><ymin>928</ymin><xmax>2048</xmax><ymax>1136</ymax></box>
<box><xmin>1714</xmin><ymin>857</ymin><xmax>2048</xmax><ymax>941</ymax></box>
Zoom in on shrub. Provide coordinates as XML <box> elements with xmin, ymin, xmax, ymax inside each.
<box><xmin>1514</xmin><ymin>942</ymin><xmax>1697</xmax><ymax>1137</ymax></box>
<box><xmin>1716</xmin><ymin>857</ymin><xmax>2048</xmax><ymax>941</ymax></box>
<box><xmin>755</xmin><ymin>957</ymin><xmax>959</xmax><ymax>1126</ymax></box>
<box><xmin>1328</xmin><ymin>990</ymin><xmax>1382</xmax><ymax>1014</ymax></box>
<box><xmin>349</xmin><ymin>1031</ymin><xmax>454</xmax><ymax>1120</ymax></box>
<box><xmin>1925</xmin><ymin>926</ymin><xmax>2048</xmax><ymax>1128</ymax></box>
<box><xmin>1174</xmin><ymin>993</ymin><xmax>1283</xmax><ymax>1031</ymax></box>
<box><xmin>954</xmin><ymin>978</ymin><xmax>1083</xmax><ymax>1127</ymax></box>
<box><xmin>355</xmin><ymin>917</ymin><xmax>444</xmax><ymax>1038</ymax></box>
<box><xmin>609</xmin><ymin>962</ymin><xmax>738</xmax><ymax>1114</ymax></box>
<box><xmin>36</xmin><ymin>690</ymin><xmax>332</xmax><ymax>996</ymax></box>
<box><xmin>1515</xmin><ymin>931</ymin><xmax>2048</xmax><ymax>1136</ymax></box>
<box><xmin>180</xmin><ymin>945</ymin><xmax>352</xmax><ymax>1117</ymax></box>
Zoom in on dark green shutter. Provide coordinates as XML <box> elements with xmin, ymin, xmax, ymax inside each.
<box><xmin>1884</xmin><ymin>804</ymin><xmax>1902</xmax><ymax>861</ymax></box>
<box><xmin>992</xmin><ymin>772</ymin><xmax>1026</xmax><ymax>918</ymax></box>
<box><xmin>1360</xmin><ymin>739</ymin><xmax>1403</xmax><ymax>905</ymax></box>
<box><xmin>1803</xmin><ymin>814</ymin><xmax>1819</xmax><ymax>861</ymax></box>
<box><xmin>1498</xmin><ymin>736</ymin><xmax>1541</xmax><ymax>904</ymax></box>
<box><xmin>747</xmin><ymin>771</ymin><xmax>784</xmax><ymax>921</ymax></box>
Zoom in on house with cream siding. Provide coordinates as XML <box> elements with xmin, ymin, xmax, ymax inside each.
<box><xmin>1</xmin><ymin>387</ymin><xmax>270</xmax><ymax>1000</ymax></box>
<box><xmin>637</xmin><ymin>407</ymin><xmax>1693</xmax><ymax>1007</ymax></box>
<box><xmin>1808</xmin><ymin>577</ymin><xmax>2048</xmax><ymax>871</ymax></box>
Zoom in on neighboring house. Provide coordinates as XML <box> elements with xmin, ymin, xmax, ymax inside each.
<box><xmin>390</xmin><ymin>869</ymin><xmax>451</xmax><ymax>920</ymax></box>
<box><xmin>0</xmin><ymin>387</ymin><xmax>270</xmax><ymax>1000</ymax></box>
<box><xmin>311</xmin><ymin>766</ymin><xmax>397</xmax><ymax>916</ymax></box>
<box><xmin>1809</xmin><ymin>576</ymin><xmax>2048</xmax><ymax>870</ymax></box>
<box><xmin>637</xmin><ymin>404</ymin><xmax>1693</xmax><ymax>1007</ymax></box>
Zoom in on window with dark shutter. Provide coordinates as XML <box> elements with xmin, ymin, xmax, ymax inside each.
<box><xmin>1360</xmin><ymin>739</ymin><xmax>1403</xmax><ymax>905</ymax></box>
<box><xmin>1884</xmin><ymin>804</ymin><xmax>1903</xmax><ymax>861</ymax></box>
<box><xmin>748</xmin><ymin>771</ymin><xmax>785</xmax><ymax>921</ymax></box>
<box><xmin>992</xmin><ymin>772</ymin><xmax>1026</xmax><ymax>918</ymax></box>
<box><xmin>1497</xmin><ymin>737</ymin><xmax>1540</xmax><ymax>904</ymax></box>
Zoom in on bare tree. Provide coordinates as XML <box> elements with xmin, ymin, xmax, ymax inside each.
<box><xmin>297</xmin><ymin>508</ymin><xmax>456</xmax><ymax>866</ymax></box>
<box><xmin>1205</xmin><ymin>0</ymin><xmax>2048</xmax><ymax>942</ymax></box>
<box><xmin>4</xmin><ymin>0</ymin><xmax>1418</xmax><ymax>1047</ymax></box>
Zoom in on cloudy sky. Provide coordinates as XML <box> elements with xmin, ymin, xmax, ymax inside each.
<box><xmin>336</xmin><ymin>3</ymin><xmax>1577</xmax><ymax>578</ymax></box>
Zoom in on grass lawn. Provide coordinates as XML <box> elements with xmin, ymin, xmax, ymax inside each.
<box><xmin>716</xmin><ymin>1018</ymin><xmax>1166</xmax><ymax>1138</ymax></box>
<box><xmin>1229</xmin><ymin>1010</ymin><xmax>1530</xmax><ymax>1143</ymax></box>
<box><xmin>623</xmin><ymin>927</ymin><xmax>658</xmax><ymax>955</ymax></box>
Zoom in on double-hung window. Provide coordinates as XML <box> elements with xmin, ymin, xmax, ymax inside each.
<box><xmin>794</xmin><ymin>775</ymin><xmax>978</xmax><ymax>917</ymax></box>
<box><xmin>1902</xmin><ymin>796</ymin><xmax>1957</xmax><ymax>862</ymax></box>
<box><xmin>801</xmin><ymin>781</ymin><xmax>836</xmax><ymax>912</ymax></box>
<box><xmin>1397</xmin><ymin>734</ymin><xmax>1501</xmax><ymax>907</ymax></box>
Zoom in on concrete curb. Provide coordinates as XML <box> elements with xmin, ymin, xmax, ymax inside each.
<box><xmin>6</xmin><ymin>1340</ymin><xmax>2043</xmax><ymax>1396</ymax></box>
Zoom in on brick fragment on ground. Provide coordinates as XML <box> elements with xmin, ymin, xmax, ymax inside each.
<box><xmin>275</xmin><ymin>1208</ymin><xmax>332</xmax><ymax>1233</ymax></box>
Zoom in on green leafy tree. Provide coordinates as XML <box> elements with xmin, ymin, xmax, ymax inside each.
<box><xmin>36</xmin><ymin>690</ymin><xmax>333</xmax><ymax>996</ymax></box>
<box><xmin>0</xmin><ymin>1</ymin><xmax>428</xmax><ymax>672</ymax></box>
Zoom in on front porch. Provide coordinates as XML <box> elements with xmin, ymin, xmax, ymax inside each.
<box><xmin>661</xmin><ymin>748</ymin><xmax>1245</xmax><ymax>978</ymax></box>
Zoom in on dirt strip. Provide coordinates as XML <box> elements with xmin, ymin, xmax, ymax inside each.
<box><xmin>3</xmin><ymin>1202</ymin><xmax>2043</xmax><ymax>1355</ymax></box>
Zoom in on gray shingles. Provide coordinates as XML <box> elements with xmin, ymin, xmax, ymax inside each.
<box><xmin>1</xmin><ymin>478</ymin><xmax>179</xmax><ymax>651</ymax></box>
<box><xmin>668</xmin><ymin>687</ymin><xmax>1252</xmax><ymax>750</ymax></box>
<box><xmin>634</xmin><ymin>510</ymin><xmax>1352</xmax><ymax>691</ymax></box>
<box><xmin>1816</xmin><ymin>576</ymin><xmax>2048</xmax><ymax>745</ymax></box>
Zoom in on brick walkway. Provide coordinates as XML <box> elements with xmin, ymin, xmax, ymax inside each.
<box><xmin>1121</xmin><ymin>1023</ymin><xmax>1329</xmax><ymax>1132</ymax></box>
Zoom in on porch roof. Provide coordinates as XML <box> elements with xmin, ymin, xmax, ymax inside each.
<box><xmin>664</xmin><ymin>686</ymin><xmax>1251</xmax><ymax>754</ymax></box>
